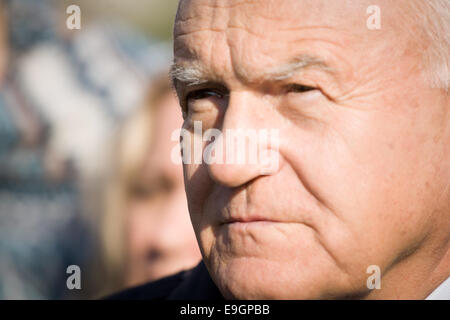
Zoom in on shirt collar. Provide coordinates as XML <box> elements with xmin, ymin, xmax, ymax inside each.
<box><xmin>426</xmin><ymin>276</ymin><xmax>450</xmax><ymax>300</ymax></box>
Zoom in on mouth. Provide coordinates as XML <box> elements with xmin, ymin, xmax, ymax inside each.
<box><xmin>220</xmin><ymin>216</ymin><xmax>280</xmax><ymax>226</ymax></box>
<box><xmin>218</xmin><ymin>217</ymin><xmax>285</xmax><ymax>235</ymax></box>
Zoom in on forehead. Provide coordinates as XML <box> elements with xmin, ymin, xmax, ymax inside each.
<box><xmin>175</xmin><ymin>0</ymin><xmax>357</xmax><ymax>80</ymax></box>
<box><xmin>174</xmin><ymin>0</ymin><xmax>411</xmax><ymax>84</ymax></box>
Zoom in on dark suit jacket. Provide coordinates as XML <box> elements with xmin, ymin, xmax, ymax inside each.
<box><xmin>105</xmin><ymin>261</ymin><xmax>224</xmax><ymax>300</ymax></box>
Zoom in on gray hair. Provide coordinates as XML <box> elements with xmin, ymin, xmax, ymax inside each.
<box><xmin>413</xmin><ymin>0</ymin><xmax>450</xmax><ymax>91</ymax></box>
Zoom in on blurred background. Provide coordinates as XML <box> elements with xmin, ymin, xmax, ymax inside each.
<box><xmin>0</xmin><ymin>0</ymin><xmax>202</xmax><ymax>299</ymax></box>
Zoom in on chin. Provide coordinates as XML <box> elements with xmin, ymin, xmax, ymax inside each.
<box><xmin>208</xmin><ymin>253</ymin><xmax>356</xmax><ymax>300</ymax></box>
<box><xmin>202</xmin><ymin>222</ymin><xmax>367</xmax><ymax>299</ymax></box>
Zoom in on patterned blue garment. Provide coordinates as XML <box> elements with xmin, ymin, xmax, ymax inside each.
<box><xmin>0</xmin><ymin>0</ymin><xmax>171</xmax><ymax>299</ymax></box>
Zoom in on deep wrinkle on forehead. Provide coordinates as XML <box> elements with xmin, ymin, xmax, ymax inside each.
<box><xmin>173</xmin><ymin>1</ymin><xmax>361</xmax><ymax>94</ymax></box>
<box><xmin>174</xmin><ymin>0</ymin><xmax>424</xmax><ymax>98</ymax></box>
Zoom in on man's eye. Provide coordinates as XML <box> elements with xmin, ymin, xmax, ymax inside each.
<box><xmin>186</xmin><ymin>89</ymin><xmax>223</xmax><ymax>102</ymax></box>
<box><xmin>286</xmin><ymin>84</ymin><xmax>316</xmax><ymax>93</ymax></box>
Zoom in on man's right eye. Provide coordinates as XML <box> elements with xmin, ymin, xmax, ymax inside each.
<box><xmin>184</xmin><ymin>88</ymin><xmax>227</xmax><ymax>116</ymax></box>
<box><xmin>186</xmin><ymin>89</ymin><xmax>223</xmax><ymax>102</ymax></box>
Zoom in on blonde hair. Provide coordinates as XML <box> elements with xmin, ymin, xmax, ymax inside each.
<box><xmin>97</xmin><ymin>73</ymin><xmax>174</xmax><ymax>296</ymax></box>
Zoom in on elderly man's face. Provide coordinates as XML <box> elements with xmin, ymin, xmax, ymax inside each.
<box><xmin>173</xmin><ymin>0</ymin><xmax>449</xmax><ymax>299</ymax></box>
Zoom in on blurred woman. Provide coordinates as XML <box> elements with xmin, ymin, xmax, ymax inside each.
<box><xmin>100</xmin><ymin>74</ymin><xmax>201</xmax><ymax>295</ymax></box>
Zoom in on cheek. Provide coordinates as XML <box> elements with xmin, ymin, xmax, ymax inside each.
<box><xmin>125</xmin><ymin>203</ymin><xmax>156</xmax><ymax>254</ymax></box>
<box><xmin>183</xmin><ymin>162</ymin><xmax>220</xmax><ymax>260</ymax></box>
<box><xmin>286</xmin><ymin>107</ymin><xmax>438</xmax><ymax>266</ymax></box>
<box><xmin>183</xmin><ymin>162</ymin><xmax>214</xmax><ymax>223</ymax></box>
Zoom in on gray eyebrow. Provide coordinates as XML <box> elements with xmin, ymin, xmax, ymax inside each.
<box><xmin>170</xmin><ymin>54</ymin><xmax>334</xmax><ymax>87</ymax></box>
<box><xmin>264</xmin><ymin>54</ymin><xmax>334</xmax><ymax>81</ymax></box>
<box><xmin>170</xmin><ymin>61</ymin><xmax>210</xmax><ymax>88</ymax></box>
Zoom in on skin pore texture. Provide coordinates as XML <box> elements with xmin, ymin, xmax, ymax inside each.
<box><xmin>172</xmin><ymin>0</ymin><xmax>450</xmax><ymax>299</ymax></box>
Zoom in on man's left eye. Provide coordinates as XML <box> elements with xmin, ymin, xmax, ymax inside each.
<box><xmin>286</xmin><ymin>84</ymin><xmax>316</xmax><ymax>93</ymax></box>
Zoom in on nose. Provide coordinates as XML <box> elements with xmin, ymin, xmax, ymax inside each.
<box><xmin>207</xmin><ymin>91</ymin><xmax>280</xmax><ymax>187</ymax></box>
